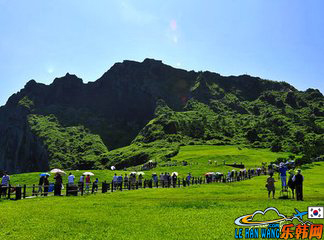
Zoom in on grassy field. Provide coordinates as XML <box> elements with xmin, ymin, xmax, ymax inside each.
<box><xmin>9</xmin><ymin>146</ymin><xmax>291</xmax><ymax>186</ymax></box>
<box><xmin>1</xmin><ymin>146</ymin><xmax>323</xmax><ymax>240</ymax></box>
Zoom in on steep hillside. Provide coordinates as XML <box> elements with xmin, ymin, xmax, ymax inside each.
<box><xmin>0</xmin><ymin>59</ymin><xmax>323</xmax><ymax>173</ymax></box>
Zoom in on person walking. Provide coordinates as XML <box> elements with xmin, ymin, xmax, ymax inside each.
<box><xmin>266</xmin><ymin>172</ymin><xmax>276</xmax><ymax>199</ymax></box>
<box><xmin>92</xmin><ymin>178</ymin><xmax>99</xmax><ymax>193</ymax></box>
<box><xmin>38</xmin><ymin>176</ymin><xmax>44</xmax><ymax>195</ymax></box>
<box><xmin>79</xmin><ymin>174</ymin><xmax>84</xmax><ymax>192</ymax></box>
<box><xmin>186</xmin><ymin>173</ymin><xmax>191</xmax><ymax>186</ymax></box>
<box><xmin>117</xmin><ymin>174</ymin><xmax>123</xmax><ymax>189</ymax></box>
<box><xmin>54</xmin><ymin>173</ymin><xmax>63</xmax><ymax>196</ymax></box>
<box><xmin>293</xmin><ymin>169</ymin><xmax>304</xmax><ymax>201</ymax></box>
<box><xmin>152</xmin><ymin>174</ymin><xmax>158</xmax><ymax>187</ymax></box>
<box><xmin>172</xmin><ymin>173</ymin><xmax>177</xmax><ymax>188</ymax></box>
<box><xmin>113</xmin><ymin>173</ymin><xmax>118</xmax><ymax>190</ymax></box>
<box><xmin>138</xmin><ymin>174</ymin><xmax>143</xmax><ymax>188</ymax></box>
<box><xmin>43</xmin><ymin>175</ymin><xmax>49</xmax><ymax>196</ymax></box>
<box><xmin>85</xmin><ymin>174</ymin><xmax>91</xmax><ymax>192</ymax></box>
<box><xmin>287</xmin><ymin>170</ymin><xmax>296</xmax><ymax>199</ymax></box>
<box><xmin>1</xmin><ymin>171</ymin><xmax>10</xmax><ymax>197</ymax></box>
<box><xmin>124</xmin><ymin>174</ymin><xmax>129</xmax><ymax>188</ymax></box>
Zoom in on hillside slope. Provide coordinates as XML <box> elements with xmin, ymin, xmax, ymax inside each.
<box><xmin>0</xmin><ymin>59</ymin><xmax>323</xmax><ymax>173</ymax></box>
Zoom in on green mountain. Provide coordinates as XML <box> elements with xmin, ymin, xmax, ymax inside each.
<box><xmin>0</xmin><ymin>59</ymin><xmax>323</xmax><ymax>173</ymax></box>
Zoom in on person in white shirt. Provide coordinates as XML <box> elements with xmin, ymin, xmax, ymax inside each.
<box><xmin>68</xmin><ymin>173</ymin><xmax>75</xmax><ymax>186</ymax></box>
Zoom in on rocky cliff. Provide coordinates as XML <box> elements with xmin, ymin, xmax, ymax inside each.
<box><xmin>0</xmin><ymin>58</ymin><xmax>323</xmax><ymax>173</ymax></box>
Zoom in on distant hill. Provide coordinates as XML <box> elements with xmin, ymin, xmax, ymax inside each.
<box><xmin>0</xmin><ymin>58</ymin><xmax>323</xmax><ymax>173</ymax></box>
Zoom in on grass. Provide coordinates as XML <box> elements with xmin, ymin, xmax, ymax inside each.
<box><xmin>0</xmin><ymin>161</ymin><xmax>323</xmax><ymax>239</ymax></box>
<box><xmin>1</xmin><ymin>145</ymin><xmax>323</xmax><ymax>239</ymax></box>
<box><xmin>9</xmin><ymin>146</ymin><xmax>291</xmax><ymax>186</ymax></box>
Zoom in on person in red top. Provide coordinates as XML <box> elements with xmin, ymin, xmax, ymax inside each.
<box><xmin>85</xmin><ymin>175</ymin><xmax>91</xmax><ymax>192</ymax></box>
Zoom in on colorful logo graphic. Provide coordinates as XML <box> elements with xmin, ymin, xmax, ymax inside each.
<box><xmin>234</xmin><ymin>207</ymin><xmax>323</xmax><ymax>239</ymax></box>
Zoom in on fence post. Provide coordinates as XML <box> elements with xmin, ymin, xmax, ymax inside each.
<box><xmin>32</xmin><ymin>184</ymin><xmax>35</xmax><ymax>196</ymax></box>
<box><xmin>23</xmin><ymin>184</ymin><xmax>26</xmax><ymax>198</ymax></box>
<box><xmin>16</xmin><ymin>186</ymin><xmax>22</xmax><ymax>200</ymax></box>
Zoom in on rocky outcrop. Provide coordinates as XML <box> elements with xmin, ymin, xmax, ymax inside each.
<box><xmin>0</xmin><ymin>58</ymin><xmax>321</xmax><ymax>173</ymax></box>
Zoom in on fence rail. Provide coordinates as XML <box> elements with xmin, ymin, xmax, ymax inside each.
<box><xmin>0</xmin><ymin>172</ymin><xmax>262</xmax><ymax>201</ymax></box>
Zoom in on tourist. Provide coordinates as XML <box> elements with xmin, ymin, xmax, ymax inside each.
<box><xmin>186</xmin><ymin>173</ymin><xmax>191</xmax><ymax>186</ymax></box>
<box><xmin>266</xmin><ymin>172</ymin><xmax>276</xmax><ymax>199</ymax></box>
<box><xmin>287</xmin><ymin>170</ymin><xmax>295</xmax><ymax>199</ymax></box>
<box><xmin>43</xmin><ymin>175</ymin><xmax>49</xmax><ymax>196</ymax></box>
<box><xmin>117</xmin><ymin>174</ymin><xmax>123</xmax><ymax>189</ymax></box>
<box><xmin>160</xmin><ymin>173</ymin><xmax>164</xmax><ymax>187</ymax></box>
<box><xmin>85</xmin><ymin>174</ymin><xmax>91</xmax><ymax>192</ymax></box>
<box><xmin>172</xmin><ymin>173</ymin><xmax>177</xmax><ymax>187</ymax></box>
<box><xmin>38</xmin><ymin>175</ymin><xmax>44</xmax><ymax>195</ymax></box>
<box><xmin>113</xmin><ymin>173</ymin><xmax>118</xmax><ymax>189</ymax></box>
<box><xmin>124</xmin><ymin>174</ymin><xmax>129</xmax><ymax>188</ymax></box>
<box><xmin>68</xmin><ymin>172</ymin><xmax>75</xmax><ymax>186</ymax></box>
<box><xmin>93</xmin><ymin>178</ymin><xmax>99</xmax><ymax>192</ymax></box>
<box><xmin>79</xmin><ymin>174</ymin><xmax>84</xmax><ymax>192</ymax></box>
<box><xmin>152</xmin><ymin>174</ymin><xmax>158</xmax><ymax>187</ymax></box>
<box><xmin>138</xmin><ymin>174</ymin><xmax>143</xmax><ymax>188</ymax></box>
<box><xmin>293</xmin><ymin>169</ymin><xmax>304</xmax><ymax>201</ymax></box>
<box><xmin>54</xmin><ymin>173</ymin><xmax>62</xmax><ymax>196</ymax></box>
<box><xmin>1</xmin><ymin>171</ymin><xmax>10</xmax><ymax>197</ymax></box>
<box><xmin>279</xmin><ymin>163</ymin><xmax>288</xmax><ymax>189</ymax></box>
<box><xmin>227</xmin><ymin>171</ymin><xmax>231</xmax><ymax>182</ymax></box>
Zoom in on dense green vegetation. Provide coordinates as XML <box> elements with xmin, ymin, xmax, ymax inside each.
<box><xmin>28</xmin><ymin>114</ymin><xmax>108</xmax><ymax>170</ymax></box>
<box><xmin>1</xmin><ymin>60</ymin><xmax>323</xmax><ymax>172</ymax></box>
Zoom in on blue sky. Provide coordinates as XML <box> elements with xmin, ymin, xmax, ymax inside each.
<box><xmin>1</xmin><ymin>0</ymin><xmax>323</xmax><ymax>106</ymax></box>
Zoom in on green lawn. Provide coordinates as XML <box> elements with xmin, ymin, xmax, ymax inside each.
<box><xmin>9</xmin><ymin>146</ymin><xmax>291</xmax><ymax>186</ymax></box>
<box><xmin>0</xmin><ymin>146</ymin><xmax>323</xmax><ymax>240</ymax></box>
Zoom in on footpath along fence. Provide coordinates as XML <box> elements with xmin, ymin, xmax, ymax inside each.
<box><xmin>0</xmin><ymin>171</ymin><xmax>262</xmax><ymax>201</ymax></box>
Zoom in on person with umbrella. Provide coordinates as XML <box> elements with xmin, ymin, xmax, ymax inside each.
<box><xmin>38</xmin><ymin>174</ymin><xmax>48</xmax><ymax>195</ymax></box>
<box><xmin>54</xmin><ymin>173</ymin><xmax>63</xmax><ymax>196</ymax></box>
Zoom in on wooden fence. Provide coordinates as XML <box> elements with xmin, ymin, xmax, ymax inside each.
<box><xmin>0</xmin><ymin>172</ymin><xmax>260</xmax><ymax>201</ymax></box>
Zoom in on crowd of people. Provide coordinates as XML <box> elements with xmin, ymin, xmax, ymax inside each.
<box><xmin>0</xmin><ymin>162</ymin><xmax>305</xmax><ymax>201</ymax></box>
<box><xmin>266</xmin><ymin>162</ymin><xmax>304</xmax><ymax>200</ymax></box>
